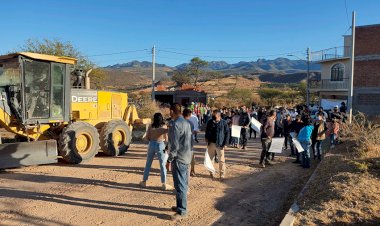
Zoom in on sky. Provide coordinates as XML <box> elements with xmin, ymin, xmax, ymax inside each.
<box><xmin>1</xmin><ymin>0</ymin><xmax>380</xmax><ymax>67</ymax></box>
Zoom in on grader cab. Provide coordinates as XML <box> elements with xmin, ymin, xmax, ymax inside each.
<box><xmin>0</xmin><ymin>52</ymin><xmax>149</xmax><ymax>169</ymax></box>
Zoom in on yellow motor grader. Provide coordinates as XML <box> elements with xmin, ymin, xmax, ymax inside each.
<box><xmin>0</xmin><ymin>52</ymin><xmax>149</xmax><ymax>169</ymax></box>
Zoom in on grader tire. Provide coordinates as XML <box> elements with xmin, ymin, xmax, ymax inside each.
<box><xmin>100</xmin><ymin>120</ymin><xmax>131</xmax><ymax>156</ymax></box>
<box><xmin>59</xmin><ymin>122</ymin><xmax>100</xmax><ymax>164</ymax></box>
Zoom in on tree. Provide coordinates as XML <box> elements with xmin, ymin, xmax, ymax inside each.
<box><xmin>171</xmin><ymin>57</ymin><xmax>208</xmax><ymax>87</ymax></box>
<box><xmin>258</xmin><ymin>88</ymin><xmax>282</xmax><ymax>106</ymax></box>
<box><xmin>89</xmin><ymin>68</ymin><xmax>107</xmax><ymax>89</ymax></box>
<box><xmin>228</xmin><ymin>88</ymin><xmax>253</xmax><ymax>106</ymax></box>
<box><xmin>19</xmin><ymin>38</ymin><xmax>106</xmax><ymax>89</ymax></box>
<box><xmin>187</xmin><ymin>57</ymin><xmax>208</xmax><ymax>86</ymax></box>
<box><xmin>297</xmin><ymin>82</ymin><xmax>307</xmax><ymax>103</ymax></box>
<box><xmin>283</xmin><ymin>90</ymin><xmax>301</xmax><ymax>106</ymax></box>
<box><xmin>19</xmin><ymin>38</ymin><xmax>93</xmax><ymax>69</ymax></box>
<box><xmin>171</xmin><ymin>69</ymin><xmax>191</xmax><ymax>86</ymax></box>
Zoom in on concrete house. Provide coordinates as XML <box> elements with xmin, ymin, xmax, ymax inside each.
<box><xmin>310</xmin><ymin>24</ymin><xmax>380</xmax><ymax>116</ymax></box>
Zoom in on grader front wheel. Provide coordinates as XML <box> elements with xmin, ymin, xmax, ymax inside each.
<box><xmin>100</xmin><ymin>120</ymin><xmax>131</xmax><ymax>156</ymax></box>
<box><xmin>59</xmin><ymin>122</ymin><xmax>100</xmax><ymax>164</ymax></box>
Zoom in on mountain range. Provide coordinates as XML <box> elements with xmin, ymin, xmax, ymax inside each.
<box><xmin>101</xmin><ymin>58</ymin><xmax>321</xmax><ymax>90</ymax></box>
<box><xmin>105</xmin><ymin>57</ymin><xmax>320</xmax><ymax>75</ymax></box>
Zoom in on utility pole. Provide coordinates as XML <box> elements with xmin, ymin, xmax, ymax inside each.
<box><xmin>348</xmin><ymin>11</ymin><xmax>356</xmax><ymax>124</ymax></box>
<box><xmin>306</xmin><ymin>47</ymin><xmax>310</xmax><ymax>107</ymax></box>
<box><xmin>152</xmin><ymin>45</ymin><xmax>156</xmax><ymax>100</ymax></box>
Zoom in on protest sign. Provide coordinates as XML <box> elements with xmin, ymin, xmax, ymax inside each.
<box><xmin>292</xmin><ymin>138</ymin><xmax>304</xmax><ymax>152</ymax></box>
<box><xmin>268</xmin><ymin>137</ymin><xmax>284</xmax><ymax>153</ymax></box>
<box><xmin>231</xmin><ymin>125</ymin><xmax>242</xmax><ymax>138</ymax></box>
<box><xmin>250</xmin><ymin>117</ymin><xmax>262</xmax><ymax>133</ymax></box>
<box><xmin>204</xmin><ymin>149</ymin><xmax>216</xmax><ymax>174</ymax></box>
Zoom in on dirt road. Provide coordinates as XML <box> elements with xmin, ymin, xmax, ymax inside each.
<box><xmin>0</xmin><ymin>134</ymin><xmax>314</xmax><ymax>226</ymax></box>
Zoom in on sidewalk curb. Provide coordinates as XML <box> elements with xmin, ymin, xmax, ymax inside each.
<box><xmin>279</xmin><ymin>156</ymin><xmax>325</xmax><ymax>226</ymax></box>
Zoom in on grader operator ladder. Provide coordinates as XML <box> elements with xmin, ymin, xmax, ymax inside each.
<box><xmin>0</xmin><ymin>52</ymin><xmax>149</xmax><ymax>169</ymax></box>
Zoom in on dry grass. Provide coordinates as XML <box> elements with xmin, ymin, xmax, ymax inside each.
<box><xmin>341</xmin><ymin>112</ymin><xmax>380</xmax><ymax>158</ymax></box>
<box><xmin>295</xmin><ymin>114</ymin><xmax>380</xmax><ymax>226</ymax></box>
<box><xmin>136</xmin><ymin>98</ymin><xmax>170</xmax><ymax>120</ymax></box>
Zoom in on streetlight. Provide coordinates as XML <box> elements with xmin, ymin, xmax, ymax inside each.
<box><xmin>288</xmin><ymin>48</ymin><xmax>310</xmax><ymax>107</ymax></box>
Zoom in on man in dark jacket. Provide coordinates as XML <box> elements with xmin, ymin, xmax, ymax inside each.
<box><xmin>205</xmin><ymin>109</ymin><xmax>230</xmax><ymax>180</ymax></box>
<box><xmin>239</xmin><ymin>107</ymin><xmax>251</xmax><ymax>150</ymax></box>
<box><xmin>259</xmin><ymin>110</ymin><xmax>276</xmax><ymax>168</ymax></box>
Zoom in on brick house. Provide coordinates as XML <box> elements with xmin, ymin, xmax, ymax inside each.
<box><xmin>310</xmin><ymin>24</ymin><xmax>380</xmax><ymax>116</ymax></box>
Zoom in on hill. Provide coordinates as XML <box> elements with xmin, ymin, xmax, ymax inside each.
<box><xmin>101</xmin><ymin>66</ymin><xmax>173</xmax><ymax>91</ymax></box>
<box><xmin>176</xmin><ymin>57</ymin><xmax>320</xmax><ymax>74</ymax></box>
<box><xmin>100</xmin><ymin>58</ymin><xmax>321</xmax><ymax>90</ymax></box>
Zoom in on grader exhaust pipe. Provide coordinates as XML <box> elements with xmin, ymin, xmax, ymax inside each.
<box><xmin>85</xmin><ymin>69</ymin><xmax>92</xmax><ymax>90</ymax></box>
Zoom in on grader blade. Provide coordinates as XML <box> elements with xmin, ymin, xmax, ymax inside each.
<box><xmin>0</xmin><ymin>140</ymin><xmax>58</xmax><ymax>169</ymax></box>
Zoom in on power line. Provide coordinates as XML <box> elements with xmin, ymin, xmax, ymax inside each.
<box><xmin>344</xmin><ymin>0</ymin><xmax>350</xmax><ymax>27</ymax></box>
<box><xmin>157</xmin><ymin>49</ymin><xmax>304</xmax><ymax>59</ymax></box>
<box><xmin>86</xmin><ymin>49</ymin><xmax>150</xmax><ymax>57</ymax></box>
<box><xmin>93</xmin><ymin>56</ymin><xmax>152</xmax><ymax>65</ymax></box>
<box><xmin>158</xmin><ymin>47</ymin><xmax>299</xmax><ymax>53</ymax></box>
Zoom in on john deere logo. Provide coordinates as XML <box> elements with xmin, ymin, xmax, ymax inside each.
<box><xmin>72</xmin><ymin>96</ymin><xmax>98</xmax><ymax>103</ymax></box>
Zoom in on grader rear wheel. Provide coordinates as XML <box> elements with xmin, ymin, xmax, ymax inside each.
<box><xmin>100</xmin><ymin>120</ymin><xmax>131</xmax><ymax>156</ymax></box>
<box><xmin>59</xmin><ymin>122</ymin><xmax>100</xmax><ymax>164</ymax></box>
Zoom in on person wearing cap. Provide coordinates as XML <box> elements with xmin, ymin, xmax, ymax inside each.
<box><xmin>330</xmin><ymin>106</ymin><xmax>343</xmax><ymax>121</ymax></box>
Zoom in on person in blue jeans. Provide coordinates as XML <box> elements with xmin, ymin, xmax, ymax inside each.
<box><xmin>166</xmin><ymin>103</ymin><xmax>192</xmax><ymax>220</ymax></box>
<box><xmin>311</xmin><ymin>112</ymin><xmax>328</xmax><ymax>160</ymax></box>
<box><xmin>140</xmin><ymin>113</ymin><xmax>173</xmax><ymax>190</ymax></box>
<box><xmin>297</xmin><ymin>117</ymin><xmax>314</xmax><ymax>168</ymax></box>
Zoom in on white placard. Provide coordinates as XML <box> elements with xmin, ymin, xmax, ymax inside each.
<box><xmin>292</xmin><ymin>138</ymin><xmax>304</xmax><ymax>153</ymax></box>
<box><xmin>204</xmin><ymin>149</ymin><xmax>215</xmax><ymax>174</ymax></box>
<box><xmin>321</xmin><ymin>99</ymin><xmax>346</xmax><ymax>110</ymax></box>
<box><xmin>250</xmin><ymin>117</ymin><xmax>262</xmax><ymax>133</ymax></box>
<box><xmin>268</xmin><ymin>137</ymin><xmax>284</xmax><ymax>153</ymax></box>
<box><xmin>290</xmin><ymin>132</ymin><xmax>296</xmax><ymax>138</ymax></box>
<box><xmin>231</xmin><ymin>125</ymin><xmax>242</xmax><ymax>138</ymax></box>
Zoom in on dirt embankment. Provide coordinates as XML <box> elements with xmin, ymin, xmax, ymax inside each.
<box><xmin>294</xmin><ymin>145</ymin><xmax>380</xmax><ymax>226</ymax></box>
<box><xmin>294</xmin><ymin>115</ymin><xmax>380</xmax><ymax>226</ymax></box>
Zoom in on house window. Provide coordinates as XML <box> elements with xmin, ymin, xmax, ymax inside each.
<box><xmin>331</xmin><ymin>63</ymin><xmax>344</xmax><ymax>81</ymax></box>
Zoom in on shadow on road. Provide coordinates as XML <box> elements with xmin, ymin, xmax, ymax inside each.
<box><xmin>0</xmin><ymin>211</ymin><xmax>70</xmax><ymax>226</ymax></box>
<box><xmin>0</xmin><ymin>172</ymin><xmax>168</xmax><ymax>195</ymax></box>
<box><xmin>0</xmin><ymin>187</ymin><xmax>171</xmax><ymax>220</ymax></box>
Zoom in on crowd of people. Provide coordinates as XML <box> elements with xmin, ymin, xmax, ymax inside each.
<box><xmin>138</xmin><ymin>101</ymin><xmax>347</xmax><ymax>220</ymax></box>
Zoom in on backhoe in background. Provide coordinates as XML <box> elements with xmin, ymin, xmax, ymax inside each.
<box><xmin>0</xmin><ymin>52</ymin><xmax>149</xmax><ymax>169</ymax></box>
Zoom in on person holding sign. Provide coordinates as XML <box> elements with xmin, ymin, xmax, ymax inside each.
<box><xmin>259</xmin><ymin>110</ymin><xmax>276</xmax><ymax>168</ymax></box>
<box><xmin>231</xmin><ymin>110</ymin><xmax>240</xmax><ymax>148</ymax></box>
<box><xmin>290</xmin><ymin>115</ymin><xmax>304</xmax><ymax>163</ymax></box>
<box><xmin>249</xmin><ymin>108</ymin><xmax>258</xmax><ymax>139</ymax></box>
<box><xmin>283</xmin><ymin>115</ymin><xmax>293</xmax><ymax>151</ymax></box>
<box><xmin>297</xmin><ymin>117</ymin><xmax>314</xmax><ymax>168</ymax></box>
<box><xmin>239</xmin><ymin>107</ymin><xmax>251</xmax><ymax>150</ymax></box>
<box><xmin>205</xmin><ymin>110</ymin><xmax>230</xmax><ymax>180</ymax></box>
